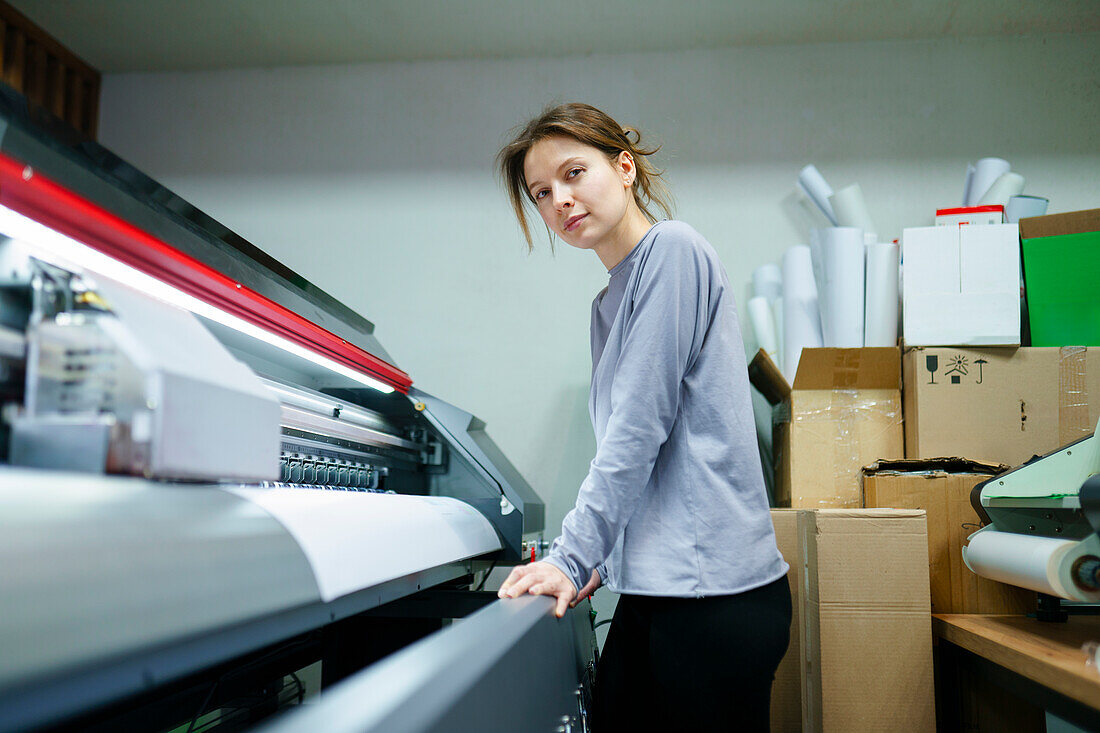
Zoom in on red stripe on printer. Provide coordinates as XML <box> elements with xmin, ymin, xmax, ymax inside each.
<box><xmin>0</xmin><ymin>152</ymin><xmax>412</xmax><ymax>393</ymax></box>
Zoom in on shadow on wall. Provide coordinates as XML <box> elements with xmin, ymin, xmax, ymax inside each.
<box><xmin>99</xmin><ymin>34</ymin><xmax>1100</xmax><ymax>180</ymax></box>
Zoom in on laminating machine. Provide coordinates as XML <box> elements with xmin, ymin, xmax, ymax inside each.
<box><xmin>0</xmin><ymin>89</ymin><xmax>595</xmax><ymax>732</ymax></box>
<box><xmin>964</xmin><ymin>417</ymin><xmax>1100</xmax><ymax>619</ymax></box>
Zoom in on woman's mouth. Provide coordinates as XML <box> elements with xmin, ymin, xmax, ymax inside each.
<box><xmin>564</xmin><ymin>214</ymin><xmax>588</xmax><ymax>232</ymax></box>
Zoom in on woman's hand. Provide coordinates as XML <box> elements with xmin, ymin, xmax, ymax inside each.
<box><xmin>498</xmin><ymin>561</ymin><xmax>577</xmax><ymax>618</ymax></box>
<box><xmin>572</xmin><ymin>569</ymin><xmax>602</xmax><ymax>607</ymax></box>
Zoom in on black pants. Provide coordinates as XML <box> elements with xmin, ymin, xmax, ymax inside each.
<box><xmin>591</xmin><ymin>574</ymin><xmax>792</xmax><ymax>731</ymax></box>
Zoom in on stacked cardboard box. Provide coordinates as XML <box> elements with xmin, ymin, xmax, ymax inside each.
<box><xmin>862</xmin><ymin>458</ymin><xmax>1033</xmax><ymax>614</ymax></box>
<box><xmin>769</xmin><ymin>508</ymin><xmax>935</xmax><ymax>733</ymax></box>
<box><xmin>903</xmin><ymin>346</ymin><xmax>1100</xmax><ymax>466</ymax></box>
<box><xmin>1019</xmin><ymin>208</ymin><xmax>1100</xmax><ymax>347</ymax></box>
<box><xmin>749</xmin><ymin>347</ymin><xmax>903</xmax><ymax>508</ymax></box>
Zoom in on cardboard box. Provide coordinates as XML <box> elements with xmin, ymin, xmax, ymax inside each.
<box><xmin>902</xmin><ymin>223</ymin><xmax>1021</xmax><ymax>346</ymax></box>
<box><xmin>749</xmin><ymin>348</ymin><xmax>904</xmax><ymax>508</ymax></box>
<box><xmin>1019</xmin><ymin>208</ymin><xmax>1100</xmax><ymax>347</ymax></box>
<box><xmin>770</xmin><ymin>509</ymin><xmax>803</xmax><ymax>733</ymax></box>
<box><xmin>903</xmin><ymin>346</ymin><xmax>1100</xmax><ymax>466</ymax></box>
<box><xmin>935</xmin><ymin>205</ymin><xmax>1005</xmax><ymax>227</ymax></box>
<box><xmin>862</xmin><ymin>457</ymin><xmax>1034</xmax><ymax>614</ymax></box>
<box><xmin>800</xmin><ymin>509</ymin><xmax>935</xmax><ymax>732</ymax></box>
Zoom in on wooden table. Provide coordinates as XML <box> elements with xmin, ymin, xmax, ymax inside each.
<box><xmin>933</xmin><ymin>614</ymin><xmax>1100</xmax><ymax>731</ymax></box>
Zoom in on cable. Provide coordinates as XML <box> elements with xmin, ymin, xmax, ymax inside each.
<box><xmin>290</xmin><ymin>671</ymin><xmax>305</xmax><ymax>704</ymax></box>
<box><xmin>473</xmin><ymin>558</ymin><xmax>498</xmax><ymax>592</ymax></box>
<box><xmin>186</xmin><ymin>679</ymin><xmax>219</xmax><ymax>733</ymax></box>
<box><xmin>594</xmin><ymin>618</ymin><xmax>612</xmax><ymax>629</ymax></box>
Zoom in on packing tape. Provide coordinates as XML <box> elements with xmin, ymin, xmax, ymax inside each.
<box><xmin>795</xmin><ymin>393</ymin><xmax>903</xmax><ymax>508</ymax></box>
<box><xmin>831</xmin><ymin>389</ymin><xmax>862</xmax><ymax>508</ymax></box>
<box><xmin>1059</xmin><ymin>346</ymin><xmax>1089</xmax><ymax>445</ymax></box>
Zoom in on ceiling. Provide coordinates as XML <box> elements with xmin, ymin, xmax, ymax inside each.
<box><xmin>11</xmin><ymin>0</ymin><xmax>1100</xmax><ymax>73</ymax></box>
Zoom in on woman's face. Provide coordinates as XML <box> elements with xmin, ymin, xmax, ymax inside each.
<box><xmin>523</xmin><ymin>135</ymin><xmax>635</xmax><ymax>252</ymax></box>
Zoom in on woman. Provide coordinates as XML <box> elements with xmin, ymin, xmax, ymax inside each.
<box><xmin>496</xmin><ymin>103</ymin><xmax>790</xmax><ymax>731</ymax></box>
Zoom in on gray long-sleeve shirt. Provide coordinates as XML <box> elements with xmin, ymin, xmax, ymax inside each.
<box><xmin>544</xmin><ymin>220</ymin><xmax>788</xmax><ymax>597</ymax></box>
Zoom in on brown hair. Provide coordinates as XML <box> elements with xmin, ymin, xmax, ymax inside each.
<box><xmin>497</xmin><ymin>102</ymin><xmax>673</xmax><ymax>250</ymax></box>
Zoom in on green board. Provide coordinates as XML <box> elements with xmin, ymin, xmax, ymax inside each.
<box><xmin>1022</xmin><ymin>229</ymin><xmax>1100</xmax><ymax>346</ymax></box>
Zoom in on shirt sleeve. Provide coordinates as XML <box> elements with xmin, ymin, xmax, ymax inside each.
<box><xmin>544</xmin><ymin>230</ymin><xmax>712</xmax><ymax>591</ymax></box>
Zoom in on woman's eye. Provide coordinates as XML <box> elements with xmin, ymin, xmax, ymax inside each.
<box><xmin>535</xmin><ymin>189</ymin><xmax>548</xmax><ymax>200</ymax></box>
<box><xmin>566</xmin><ymin>168</ymin><xmax>583</xmax><ymax>179</ymax></box>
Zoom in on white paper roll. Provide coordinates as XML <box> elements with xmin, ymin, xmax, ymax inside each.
<box><xmin>752</xmin><ymin>263</ymin><xmax>782</xmax><ymax>302</ymax></box>
<box><xmin>964</xmin><ymin>529</ymin><xmax>1085</xmax><ymax>599</ymax></box>
<box><xmin>748</xmin><ymin>296</ymin><xmax>779</xmax><ymax>361</ymax></box>
<box><xmin>829</xmin><ymin>183</ymin><xmax>877</xmax><ymax>241</ymax></box>
<box><xmin>1006</xmin><ymin>195</ymin><xmax>1049</xmax><ymax>223</ymax></box>
<box><xmin>781</xmin><ymin>245</ymin><xmax>823</xmax><ymax>382</ymax></box>
<box><xmin>864</xmin><ymin>242</ymin><xmax>900</xmax><ymax>347</ymax></box>
<box><xmin>961</xmin><ymin>164</ymin><xmax>976</xmax><ymax>207</ymax></box>
<box><xmin>798</xmin><ymin>164</ymin><xmax>838</xmax><ymax>226</ymax></box>
<box><xmin>808</xmin><ymin>228</ymin><xmax>826</xmax><ymax>322</ymax></box>
<box><xmin>818</xmin><ymin>227</ymin><xmax>865</xmax><ymax>348</ymax></box>
<box><xmin>771</xmin><ymin>298</ymin><xmax>784</xmax><ymax>370</ymax></box>
<box><xmin>978</xmin><ymin>171</ymin><xmax>1026</xmax><ymax>207</ymax></box>
<box><xmin>967</xmin><ymin>157</ymin><xmax>1010</xmax><ymax>206</ymax></box>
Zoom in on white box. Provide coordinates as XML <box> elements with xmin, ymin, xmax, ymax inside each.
<box><xmin>902</xmin><ymin>223</ymin><xmax>1020</xmax><ymax>346</ymax></box>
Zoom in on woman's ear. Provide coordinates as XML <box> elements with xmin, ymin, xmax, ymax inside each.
<box><xmin>617</xmin><ymin>151</ymin><xmax>637</xmax><ymax>187</ymax></box>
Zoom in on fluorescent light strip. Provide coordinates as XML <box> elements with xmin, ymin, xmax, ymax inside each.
<box><xmin>0</xmin><ymin>204</ymin><xmax>394</xmax><ymax>394</ymax></box>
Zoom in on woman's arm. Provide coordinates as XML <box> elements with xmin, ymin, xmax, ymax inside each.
<box><xmin>541</xmin><ymin>228</ymin><xmax>713</xmax><ymax>593</ymax></box>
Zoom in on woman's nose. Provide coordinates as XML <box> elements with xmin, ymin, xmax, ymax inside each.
<box><xmin>551</xmin><ymin>186</ymin><xmax>572</xmax><ymax>211</ymax></box>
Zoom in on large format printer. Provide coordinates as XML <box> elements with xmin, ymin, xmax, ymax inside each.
<box><xmin>0</xmin><ymin>91</ymin><xmax>595</xmax><ymax>732</ymax></box>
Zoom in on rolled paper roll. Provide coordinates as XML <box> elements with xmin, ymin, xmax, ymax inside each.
<box><xmin>864</xmin><ymin>242</ymin><xmax>900</xmax><ymax>347</ymax></box>
<box><xmin>829</xmin><ymin>183</ymin><xmax>877</xmax><ymax>241</ymax></box>
<box><xmin>818</xmin><ymin>227</ymin><xmax>865</xmax><ymax>348</ymax></box>
<box><xmin>808</xmin><ymin>228</ymin><xmax>826</xmax><ymax>323</ymax></box>
<box><xmin>752</xmin><ymin>263</ymin><xmax>782</xmax><ymax>302</ymax></box>
<box><xmin>962</xmin><ymin>164</ymin><xmax>976</xmax><ymax>207</ymax></box>
<box><xmin>797</xmin><ymin>164</ymin><xmax>838</xmax><ymax>226</ymax></box>
<box><xmin>748</xmin><ymin>296</ymin><xmax>779</xmax><ymax>361</ymax></box>
<box><xmin>771</xmin><ymin>298</ymin><xmax>784</xmax><ymax>370</ymax></box>
<box><xmin>1006</xmin><ymin>194</ymin><xmax>1049</xmax><ymax>223</ymax></box>
<box><xmin>978</xmin><ymin>171</ymin><xmax>1026</xmax><ymax>207</ymax></box>
<box><xmin>781</xmin><ymin>245</ymin><xmax>823</xmax><ymax>382</ymax></box>
<box><xmin>967</xmin><ymin>157</ymin><xmax>1010</xmax><ymax>206</ymax></box>
<box><xmin>963</xmin><ymin>530</ymin><xmax>1100</xmax><ymax>603</ymax></box>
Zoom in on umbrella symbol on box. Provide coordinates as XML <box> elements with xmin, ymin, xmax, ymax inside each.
<box><xmin>975</xmin><ymin>358</ymin><xmax>988</xmax><ymax>384</ymax></box>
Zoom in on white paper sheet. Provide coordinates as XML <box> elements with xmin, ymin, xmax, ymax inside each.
<box><xmin>781</xmin><ymin>245</ymin><xmax>823</xmax><ymax>382</ymax></box>
<box><xmin>819</xmin><ymin>227</ymin><xmax>865</xmax><ymax>348</ymax></box>
<box><xmin>797</xmin><ymin>164</ymin><xmax>838</xmax><ymax>225</ymax></box>
<box><xmin>748</xmin><ymin>295</ymin><xmax>779</xmax><ymax>361</ymax></box>
<box><xmin>864</xmin><ymin>242</ymin><xmax>900</xmax><ymax>347</ymax></box>
<box><xmin>966</xmin><ymin>157</ymin><xmax>1010</xmax><ymax>206</ymax></box>
<box><xmin>225</xmin><ymin>487</ymin><xmax>501</xmax><ymax>602</ymax></box>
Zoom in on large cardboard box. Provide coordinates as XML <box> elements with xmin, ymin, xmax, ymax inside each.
<box><xmin>902</xmin><ymin>223</ymin><xmax>1021</xmax><ymax>346</ymax></box>
<box><xmin>770</xmin><ymin>509</ymin><xmax>803</xmax><ymax>733</ymax></box>
<box><xmin>749</xmin><ymin>348</ymin><xmax>904</xmax><ymax>508</ymax></box>
<box><xmin>1019</xmin><ymin>208</ymin><xmax>1100</xmax><ymax>347</ymax></box>
<box><xmin>800</xmin><ymin>509</ymin><xmax>935</xmax><ymax>732</ymax></box>
<box><xmin>903</xmin><ymin>346</ymin><xmax>1100</xmax><ymax>466</ymax></box>
<box><xmin>862</xmin><ymin>457</ymin><xmax>1034</xmax><ymax>614</ymax></box>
